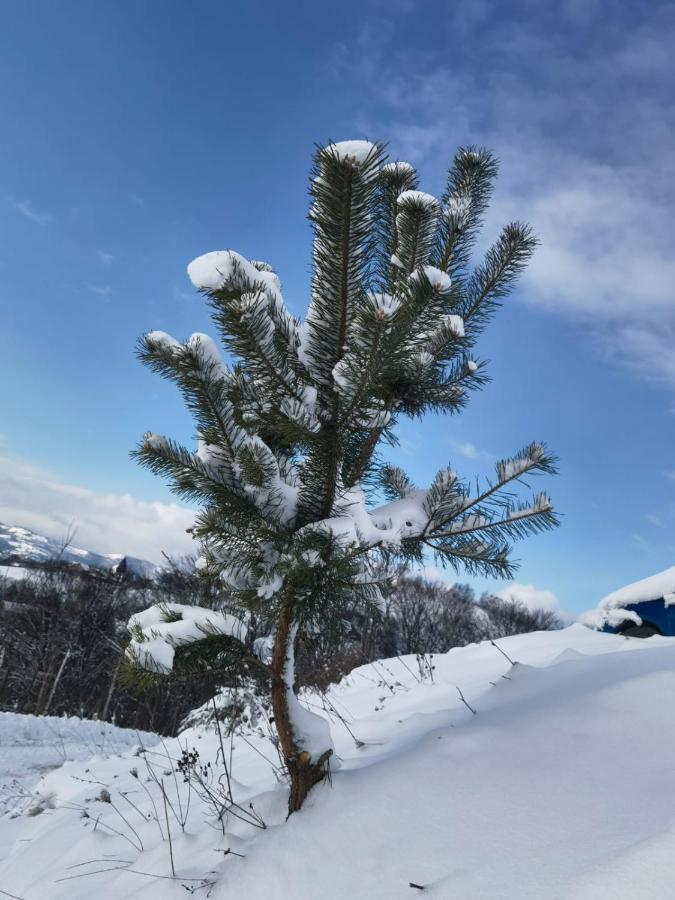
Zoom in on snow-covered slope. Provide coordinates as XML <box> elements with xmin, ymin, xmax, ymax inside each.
<box><xmin>0</xmin><ymin>713</ymin><xmax>156</xmax><ymax>864</ymax></box>
<box><xmin>2</xmin><ymin>626</ymin><xmax>675</xmax><ymax>898</ymax></box>
<box><xmin>0</xmin><ymin>522</ymin><xmax>164</xmax><ymax>580</ymax></box>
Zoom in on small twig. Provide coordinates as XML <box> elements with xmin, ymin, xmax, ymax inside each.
<box><xmin>132</xmin><ymin>769</ymin><xmax>165</xmax><ymax>840</ymax></box>
<box><xmin>81</xmin><ymin>809</ymin><xmax>142</xmax><ymax>851</ymax></box>
<box><xmin>490</xmin><ymin>639</ymin><xmax>517</xmax><ymax>666</ymax></box>
<box><xmin>160</xmin><ymin>736</ymin><xmax>185</xmax><ymax>829</ymax></box>
<box><xmin>109</xmin><ymin>801</ymin><xmax>143</xmax><ymax>851</ymax></box>
<box><xmin>456</xmin><ymin>685</ymin><xmax>477</xmax><ymax>715</ymax></box>
<box><xmin>118</xmin><ymin>790</ymin><xmax>152</xmax><ymax>828</ymax></box>
<box><xmin>212</xmin><ymin>696</ymin><xmax>233</xmax><ymax>802</ymax></box>
<box><xmin>217</xmin><ymin>847</ymin><xmax>247</xmax><ymax>858</ymax></box>
<box><xmin>55</xmin><ymin>866</ymin><xmax>213</xmax><ymax>883</ymax></box>
<box><xmin>0</xmin><ymin>888</ymin><xmax>26</xmax><ymax>900</ymax></box>
<box><xmin>162</xmin><ymin>778</ymin><xmax>176</xmax><ymax>877</ymax></box>
<box><xmin>396</xmin><ymin>655</ymin><xmax>421</xmax><ymax>684</ymax></box>
<box><xmin>409</xmin><ymin>882</ymin><xmax>425</xmax><ymax>891</ymax></box>
<box><xmin>66</xmin><ymin>858</ymin><xmax>132</xmax><ymax>869</ymax></box>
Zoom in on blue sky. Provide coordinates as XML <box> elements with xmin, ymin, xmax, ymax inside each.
<box><xmin>1</xmin><ymin>0</ymin><xmax>674</xmax><ymax>614</ymax></box>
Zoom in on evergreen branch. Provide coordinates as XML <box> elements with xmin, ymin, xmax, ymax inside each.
<box><xmin>422</xmin><ymin>538</ymin><xmax>517</xmax><ymax>580</ymax></box>
<box><xmin>462</xmin><ymin>222</ymin><xmax>538</xmax><ymax>331</ymax></box>
<box><xmin>139</xmin><ymin>333</ymin><xmax>241</xmax><ymax>460</ymax></box>
<box><xmin>428</xmin><ymin>494</ymin><xmax>558</xmax><ymax>542</ymax></box>
<box><xmin>436</xmin><ymin>146</ymin><xmax>499</xmax><ymax>275</ymax></box>
<box><xmin>374</xmin><ymin>160</ymin><xmax>418</xmax><ymax>289</ymax></box>
<box><xmin>207</xmin><ymin>278</ymin><xmax>309</xmax><ymax>409</ymax></box>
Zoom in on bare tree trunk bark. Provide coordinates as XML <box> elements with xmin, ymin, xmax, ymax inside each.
<box><xmin>270</xmin><ymin>603</ymin><xmax>332</xmax><ymax>816</ymax></box>
<box><xmin>100</xmin><ymin>657</ymin><xmax>121</xmax><ymax>722</ymax></box>
<box><xmin>41</xmin><ymin>648</ymin><xmax>71</xmax><ymax>716</ymax></box>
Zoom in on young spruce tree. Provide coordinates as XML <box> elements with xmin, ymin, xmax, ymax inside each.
<box><xmin>129</xmin><ymin>140</ymin><xmax>558</xmax><ymax>814</ymax></box>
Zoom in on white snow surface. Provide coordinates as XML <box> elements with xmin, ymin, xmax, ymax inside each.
<box><xmin>381</xmin><ymin>160</ymin><xmax>414</xmax><ymax>176</ymax></box>
<box><xmin>3</xmin><ymin>626</ymin><xmax>675</xmax><ymax>897</ymax></box>
<box><xmin>397</xmin><ymin>189</ymin><xmax>438</xmax><ymax>207</ymax></box>
<box><xmin>187</xmin><ymin>250</ymin><xmax>281</xmax><ymax>303</ymax></box>
<box><xmin>127</xmin><ymin>603</ymin><xmax>249</xmax><ymax>672</ymax></box>
<box><xmin>581</xmin><ymin>563</ymin><xmax>675</xmax><ymax>629</ymax></box>
<box><xmin>0</xmin><ymin>713</ymin><xmax>155</xmax><ymax>860</ymax></box>
<box><xmin>325</xmin><ymin>140</ymin><xmax>376</xmax><ymax>165</ymax></box>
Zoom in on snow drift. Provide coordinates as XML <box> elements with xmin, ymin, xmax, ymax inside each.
<box><xmin>2</xmin><ymin>626</ymin><xmax>675</xmax><ymax>898</ymax></box>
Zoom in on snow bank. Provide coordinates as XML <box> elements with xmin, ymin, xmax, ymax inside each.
<box><xmin>0</xmin><ymin>712</ymin><xmax>156</xmax><ymax>825</ymax></box>
<box><xmin>3</xmin><ymin>627</ymin><xmax>675</xmax><ymax>898</ymax></box>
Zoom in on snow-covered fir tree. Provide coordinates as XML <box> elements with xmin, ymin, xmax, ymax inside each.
<box><xmin>128</xmin><ymin>139</ymin><xmax>558</xmax><ymax>813</ymax></box>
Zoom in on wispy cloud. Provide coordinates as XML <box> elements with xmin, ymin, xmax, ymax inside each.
<box><xmin>96</xmin><ymin>249</ymin><xmax>113</xmax><ymax>265</ymax></box>
<box><xmin>173</xmin><ymin>285</ymin><xmax>195</xmax><ymax>303</ymax></box>
<box><xmin>0</xmin><ymin>454</ymin><xmax>194</xmax><ymax>563</ymax></box>
<box><xmin>10</xmin><ymin>198</ymin><xmax>51</xmax><ymax>227</ymax></box>
<box><xmin>631</xmin><ymin>533</ymin><xmax>654</xmax><ymax>554</ymax></box>
<box><xmin>130</xmin><ymin>193</ymin><xmax>145</xmax><ymax>208</ymax></box>
<box><xmin>449</xmin><ymin>440</ymin><xmax>492</xmax><ymax>461</ymax></box>
<box><xmin>88</xmin><ymin>284</ymin><xmax>113</xmax><ymax>297</ymax></box>
<box><xmin>665</xmin><ymin>470</ymin><xmax>675</xmax><ymax>483</ymax></box>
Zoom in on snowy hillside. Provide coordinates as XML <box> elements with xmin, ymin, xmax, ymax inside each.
<box><xmin>2</xmin><ymin>626</ymin><xmax>674</xmax><ymax>898</ymax></box>
<box><xmin>0</xmin><ymin>522</ymin><xmax>164</xmax><ymax>580</ymax></box>
<box><xmin>0</xmin><ymin>714</ymin><xmax>156</xmax><ymax>864</ymax></box>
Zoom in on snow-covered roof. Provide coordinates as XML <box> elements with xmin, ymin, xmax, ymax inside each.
<box><xmin>581</xmin><ymin>564</ymin><xmax>675</xmax><ymax>629</ymax></box>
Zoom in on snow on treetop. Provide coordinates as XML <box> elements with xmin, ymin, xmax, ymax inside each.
<box><xmin>324</xmin><ymin>140</ymin><xmax>377</xmax><ymax>165</ymax></box>
<box><xmin>446</xmin><ymin>192</ymin><xmax>472</xmax><ymax>221</ymax></box>
<box><xmin>146</xmin><ymin>330</ymin><xmax>181</xmax><ymax>352</ymax></box>
<box><xmin>410</xmin><ymin>265</ymin><xmax>452</xmax><ymax>293</ymax></box>
<box><xmin>143</xmin><ymin>432</ymin><xmax>169</xmax><ymax>452</ymax></box>
<box><xmin>368</xmin><ymin>292</ymin><xmax>401</xmax><ymax>318</ymax></box>
<box><xmin>397</xmin><ymin>189</ymin><xmax>439</xmax><ymax>208</ymax></box>
<box><xmin>581</xmin><ymin>564</ymin><xmax>675</xmax><ymax>630</ymax></box>
<box><xmin>381</xmin><ymin>161</ymin><xmax>414</xmax><ymax>175</ymax></box>
<box><xmin>443</xmin><ymin>314</ymin><xmax>465</xmax><ymax>338</ymax></box>
<box><xmin>187</xmin><ymin>249</ymin><xmax>281</xmax><ymax>302</ymax></box>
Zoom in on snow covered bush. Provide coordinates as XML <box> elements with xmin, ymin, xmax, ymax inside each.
<box><xmin>130</xmin><ymin>139</ymin><xmax>558</xmax><ymax>813</ymax></box>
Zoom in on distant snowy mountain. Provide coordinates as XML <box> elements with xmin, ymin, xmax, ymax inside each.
<box><xmin>0</xmin><ymin>522</ymin><xmax>164</xmax><ymax>580</ymax></box>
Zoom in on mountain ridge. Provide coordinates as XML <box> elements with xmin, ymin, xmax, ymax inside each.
<box><xmin>0</xmin><ymin>521</ymin><xmax>164</xmax><ymax>580</ymax></box>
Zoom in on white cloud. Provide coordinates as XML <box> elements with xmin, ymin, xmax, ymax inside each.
<box><xmin>451</xmin><ymin>441</ymin><xmax>479</xmax><ymax>459</ymax></box>
<box><xmin>497</xmin><ymin>581</ymin><xmax>560</xmax><ymax>613</ymax></box>
<box><xmin>0</xmin><ymin>455</ymin><xmax>195</xmax><ymax>564</ymax></box>
<box><xmin>449</xmin><ymin>440</ymin><xmax>492</xmax><ymax>461</ymax></box>
<box><xmin>665</xmin><ymin>470</ymin><xmax>675</xmax><ymax>483</ymax></box>
<box><xmin>342</xmin><ymin>4</ymin><xmax>675</xmax><ymax>390</ymax></box>
<box><xmin>88</xmin><ymin>284</ymin><xmax>113</xmax><ymax>297</ymax></box>
<box><xmin>631</xmin><ymin>533</ymin><xmax>654</xmax><ymax>554</ymax></box>
<box><xmin>97</xmin><ymin>249</ymin><xmax>114</xmax><ymax>265</ymax></box>
<box><xmin>11</xmin><ymin>199</ymin><xmax>51</xmax><ymax>227</ymax></box>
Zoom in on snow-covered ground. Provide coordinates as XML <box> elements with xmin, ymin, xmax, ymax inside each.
<box><xmin>2</xmin><ymin>626</ymin><xmax>675</xmax><ymax>898</ymax></box>
<box><xmin>0</xmin><ymin>714</ymin><xmax>156</xmax><ymax>862</ymax></box>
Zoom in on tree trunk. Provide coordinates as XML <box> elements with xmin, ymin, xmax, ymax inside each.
<box><xmin>271</xmin><ymin>603</ymin><xmax>332</xmax><ymax>815</ymax></box>
<box><xmin>100</xmin><ymin>657</ymin><xmax>121</xmax><ymax>722</ymax></box>
<box><xmin>41</xmin><ymin>648</ymin><xmax>71</xmax><ymax>716</ymax></box>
